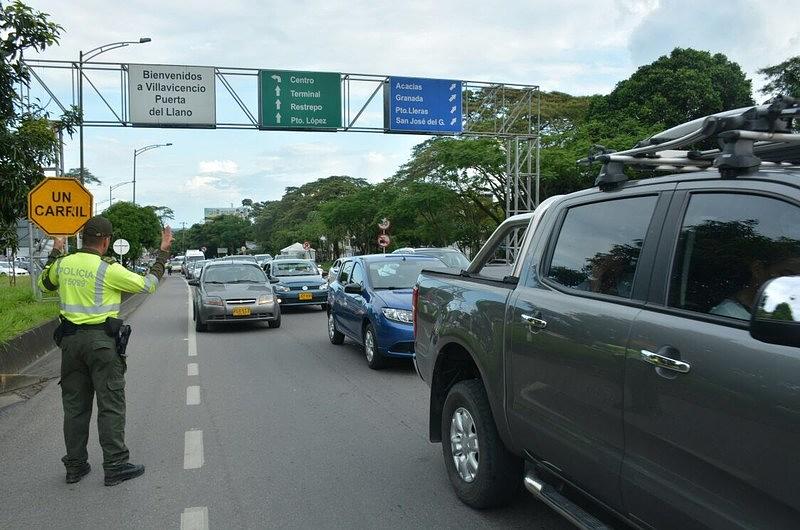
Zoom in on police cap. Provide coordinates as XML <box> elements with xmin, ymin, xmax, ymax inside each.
<box><xmin>82</xmin><ymin>216</ymin><xmax>113</xmax><ymax>237</ymax></box>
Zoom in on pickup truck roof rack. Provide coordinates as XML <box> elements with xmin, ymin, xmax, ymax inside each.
<box><xmin>579</xmin><ymin>95</ymin><xmax>800</xmax><ymax>188</ymax></box>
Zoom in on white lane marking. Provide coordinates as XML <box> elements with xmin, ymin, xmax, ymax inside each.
<box><xmin>188</xmin><ymin>363</ymin><xmax>199</xmax><ymax>376</ymax></box>
<box><xmin>186</xmin><ymin>385</ymin><xmax>201</xmax><ymax>405</ymax></box>
<box><xmin>187</xmin><ymin>288</ymin><xmax>197</xmax><ymax>357</ymax></box>
<box><xmin>181</xmin><ymin>506</ymin><xmax>209</xmax><ymax>530</ymax></box>
<box><xmin>183</xmin><ymin>430</ymin><xmax>204</xmax><ymax>469</ymax></box>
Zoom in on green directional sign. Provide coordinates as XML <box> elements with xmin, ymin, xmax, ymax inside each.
<box><xmin>259</xmin><ymin>70</ymin><xmax>342</xmax><ymax>130</ymax></box>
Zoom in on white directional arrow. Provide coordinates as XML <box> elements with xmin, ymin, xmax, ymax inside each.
<box><xmin>450</xmin><ymin>117</ymin><xmax>457</xmax><ymax>125</ymax></box>
<box><xmin>276</xmin><ymin>99</ymin><xmax>281</xmax><ymax>110</ymax></box>
<box><xmin>271</xmin><ymin>74</ymin><xmax>282</xmax><ymax>83</ymax></box>
<box><xmin>449</xmin><ymin>83</ymin><xmax>456</xmax><ymax>91</ymax></box>
<box><xmin>450</xmin><ymin>105</ymin><xmax>457</xmax><ymax>114</ymax></box>
<box><xmin>275</xmin><ymin>85</ymin><xmax>281</xmax><ymax>97</ymax></box>
<box><xmin>276</xmin><ymin>112</ymin><xmax>282</xmax><ymax>124</ymax></box>
<box><xmin>449</xmin><ymin>94</ymin><xmax>457</xmax><ymax>102</ymax></box>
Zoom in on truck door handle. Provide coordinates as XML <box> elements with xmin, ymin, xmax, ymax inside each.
<box><xmin>521</xmin><ymin>313</ymin><xmax>547</xmax><ymax>330</ymax></box>
<box><xmin>640</xmin><ymin>349</ymin><xmax>691</xmax><ymax>373</ymax></box>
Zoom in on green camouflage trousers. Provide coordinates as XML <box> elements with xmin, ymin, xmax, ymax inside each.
<box><xmin>60</xmin><ymin>329</ymin><xmax>129</xmax><ymax>471</ymax></box>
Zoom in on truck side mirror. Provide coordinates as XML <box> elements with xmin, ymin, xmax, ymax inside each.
<box><xmin>750</xmin><ymin>276</ymin><xmax>800</xmax><ymax>348</ymax></box>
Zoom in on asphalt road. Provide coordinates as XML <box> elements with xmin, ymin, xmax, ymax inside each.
<box><xmin>0</xmin><ymin>276</ymin><xmax>568</xmax><ymax>529</ymax></box>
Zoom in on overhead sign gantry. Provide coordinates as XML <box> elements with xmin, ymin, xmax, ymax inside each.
<box><xmin>21</xmin><ymin>58</ymin><xmax>541</xmax><ymax>216</ymax></box>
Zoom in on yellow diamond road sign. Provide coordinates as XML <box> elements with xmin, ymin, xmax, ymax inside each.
<box><xmin>27</xmin><ymin>177</ymin><xmax>93</xmax><ymax>236</ymax></box>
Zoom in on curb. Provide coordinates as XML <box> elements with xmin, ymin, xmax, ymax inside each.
<box><xmin>0</xmin><ymin>292</ymin><xmax>147</xmax><ymax>395</ymax></box>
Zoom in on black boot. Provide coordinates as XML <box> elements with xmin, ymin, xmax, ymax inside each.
<box><xmin>65</xmin><ymin>462</ymin><xmax>91</xmax><ymax>484</ymax></box>
<box><xmin>104</xmin><ymin>463</ymin><xmax>145</xmax><ymax>486</ymax></box>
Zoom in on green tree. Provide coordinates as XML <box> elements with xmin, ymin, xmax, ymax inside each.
<box><xmin>771</xmin><ymin>302</ymin><xmax>795</xmax><ymax>322</ymax></box>
<box><xmin>64</xmin><ymin>167</ymin><xmax>101</xmax><ymax>185</ymax></box>
<box><xmin>319</xmin><ymin>186</ymin><xmax>384</xmax><ymax>255</ymax></box>
<box><xmin>1</xmin><ymin>1</ymin><xmax>80</xmax><ymax>252</ymax></box>
<box><xmin>145</xmin><ymin>205</ymin><xmax>174</xmax><ymax>226</ymax></box>
<box><xmin>592</xmin><ymin>48</ymin><xmax>754</xmax><ymax>128</ymax></box>
<box><xmin>184</xmin><ymin>215</ymin><xmax>252</xmax><ymax>257</ymax></box>
<box><xmin>758</xmin><ymin>56</ymin><xmax>800</xmax><ymax>97</ymax></box>
<box><xmin>252</xmin><ymin>176</ymin><xmax>369</xmax><ymax>255</ymax></box>
<box><xmin>393</xmin><ymin>137</ymin><xmax>506</xmax><ymax>224</ymax></box>
<box><xmin>103</xmin><ymin>201</ymin><xmax>161</xmax><ymax>264</ymax></box>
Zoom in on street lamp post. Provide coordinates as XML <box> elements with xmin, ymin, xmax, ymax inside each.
<box><xmin>78</xmin><ymin>37</ymin><xmax>150</xmax><ymax>185</ymax></box>
<box><xmin>95</xmin><ymin>197</ymin><xmax>116</xmax><ymax>213</ymax></box>
<box><xmin>109</xmin><ymin>181</ymin><xmax>134</xmax><ymax>206</ymax></box>
<box><xmin>132</xmin><ymin>143</ymin><xmax>173</xmax><ymax>204</ymax></box>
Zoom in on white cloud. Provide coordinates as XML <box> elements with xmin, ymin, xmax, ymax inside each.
<box><xmin>184</xmin><ymin>175</ymin><xmax>220</xmax><ymax>191</ymax></box>
<box><xmin>198</xmin><ymin>160</ymin><xmax>239</xmax><ymax>174</ymax></box>
<box><xmin>628</xmin><ymin>0</ymin><xmax>800</xmax><ymax>92</ymax></box>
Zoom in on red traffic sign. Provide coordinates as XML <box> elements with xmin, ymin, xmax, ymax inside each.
<box><xmin>303</xmin><ymin>241</ymin><xmax>311</xmax><ymax>250</ymax></box>
<box><xmin>378</xmin><ymin>234</ymin><xmax>391</xmax><ymax>248</ymax></box>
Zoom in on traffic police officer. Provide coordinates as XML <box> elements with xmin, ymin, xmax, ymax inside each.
<box><xmin>38</xmin><ymin>216</ymin><xmax>173</xmax><ymax>486</ymax></box>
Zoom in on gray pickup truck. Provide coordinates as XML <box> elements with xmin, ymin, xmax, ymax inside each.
<box><xmin>413</xmin><ymin>100</ymin><xmax>800</xmax><ymax>528</ymax></box>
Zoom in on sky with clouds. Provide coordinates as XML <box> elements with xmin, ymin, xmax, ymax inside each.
<box><xmin>23</xmin><ymin>0</ymin><xmax>800</xmax><ymax>227</ymax></box>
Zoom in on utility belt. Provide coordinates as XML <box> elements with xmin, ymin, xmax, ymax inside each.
<box><xmin>54</xmin><ymin>316</ymin><xmax>133</xmax><ymax>358</ymax></box>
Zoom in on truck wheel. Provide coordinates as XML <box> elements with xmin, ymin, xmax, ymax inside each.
<box><xmin>328</xmin><ymin>312</ymin><xmax>344</xmax><ymax>345</ymax></box>
<box><xmin>441</xmin><ymin>379</ymin><xmax>522</xmax><ymax>508</ymax></box>
<box><xmin>363</xmin><ymin>323</ymin><xmax>386</xmax><ymax>370</ymax></box>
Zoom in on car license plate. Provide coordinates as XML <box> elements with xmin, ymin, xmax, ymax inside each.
<box><xmin>232</xmin><ymin>307</ymin><xmax>251</xmax><ymax>317</ymax></box>
<box><xmin>299</xmin><ymin>292</ymin><xmax>313</xmax><ymax>301</ymax></box>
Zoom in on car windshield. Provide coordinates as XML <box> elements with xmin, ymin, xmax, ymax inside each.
<box><xmin>367</xmin><ymin>258</ymin><xmax>447</xmax><ymax>289</ymax></box>
<box><xmin>417</xmin><ymin>250</ymin><xmax>470</xmax><ymax>269</ymax></box>
<box><xmin>202</xmin><ymin>265</ymin><xmax>266</xmax><ymax>284</ymax></box>
<box><xmin>273</xmin><ymin>260</ymin><xmax>318</xmax><ymax>276</ymax></box>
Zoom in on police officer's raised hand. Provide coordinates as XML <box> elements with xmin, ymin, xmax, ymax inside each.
<box><xmin>160</xmin><ymin>226</ymin><xmax>174</xmax><ymax>251</ymax></box>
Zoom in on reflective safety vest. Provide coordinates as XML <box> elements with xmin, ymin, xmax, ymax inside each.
<box><xmin>38</xmin><ymin>250</ymin><xmax>159</xmax><ymax>325</ymax></box>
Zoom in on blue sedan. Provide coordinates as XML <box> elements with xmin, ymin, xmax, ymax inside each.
<box><xmin>267</xmin><ymin>259</ymin><xmax>329</xmax><ymax>308</ymax></box>
<box><xmin>327</xmin><ymin>254</ymin><xmax>447</xmax><ymax>369</ymax></box>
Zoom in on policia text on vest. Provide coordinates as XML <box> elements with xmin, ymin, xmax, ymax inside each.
<box><xmin>38</xmin><ymin>216</ymin><xmax>174</xmax><ymax>486</ymax></box>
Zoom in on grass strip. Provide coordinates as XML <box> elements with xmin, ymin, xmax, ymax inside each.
<box><xmin>0</xmin><ymin>281</ymin><xmax>59</xmax><ymax>344</ymax></box>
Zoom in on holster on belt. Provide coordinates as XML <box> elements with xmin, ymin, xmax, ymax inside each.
<box><xmin>104</xmin><ymin>317</ymin><xmax>132</xmax><ymax>357</ymax></box>
<box><xmin>53</xmin><ymin>316</ymin><xmax>78</xmax><ymax>347</ymax></box>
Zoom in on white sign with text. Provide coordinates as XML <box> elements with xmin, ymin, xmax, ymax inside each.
<box><xmin>128</xmin><ymin>64</ymin><xmax>216</xmax><ymax>127</ymax></box>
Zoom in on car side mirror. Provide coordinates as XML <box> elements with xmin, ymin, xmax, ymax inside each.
<box><xmin>187</xmin><ymin>279</ymin><xmax>199</xmax><ymax>287</ymax></box>
<box><xmin>321</xmin><ymin>270</ymin><xmax>328</xmax><ymax>278</ymax></box>
<box><xmin>269</xmin><ymin>277</ymin><xmax>280</xmax><ymax>284</ymax></box>
<box><xmin>344</xmin><ymin>283</ymin><xmax>363</xmax><ymax>294</ymax></box>
<box><xmin>750</xmin><ymin>276</ymin><xmax>800</xmax><ymax>348</ymax></box>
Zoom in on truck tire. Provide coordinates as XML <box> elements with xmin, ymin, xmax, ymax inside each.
<box><xmin>328</xmin><ymin>312</ymin><xmax>344</xmax><ymax>345</ymax></box>
<box><xmin>363</xmin><ymin>323</ymin><xmax>386</xmax><ymax>370</ymax></box>
<box><xmin>441</xmin><ymin>379</ymin><xmax>522</xmax><ymax>509</ymax></box>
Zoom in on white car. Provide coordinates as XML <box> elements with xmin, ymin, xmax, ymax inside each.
<box><xmin>0</xmin><ymin>262</ymin><xmax>30</xmax><ymax>276</ymax></box>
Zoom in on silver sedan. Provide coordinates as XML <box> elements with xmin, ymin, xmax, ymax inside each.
<box><xmin>189</xmin><ymin>262</ymin><xmax>280</xmax><ymax>332</ymax></box>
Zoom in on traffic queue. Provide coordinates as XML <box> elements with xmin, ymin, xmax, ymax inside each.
<box><xmin>181</xmin><ymin>247</ymin><xmax>469</xmax><ymax>370</ymax></box>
